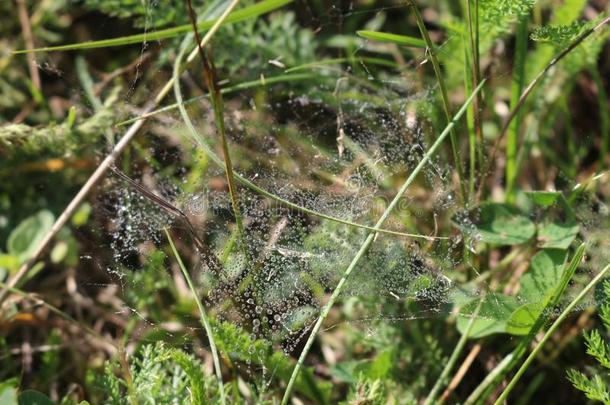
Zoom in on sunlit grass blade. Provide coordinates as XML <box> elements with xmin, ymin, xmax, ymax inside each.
<box><xmin>356</xmin><ymin>30</ymin><xmax>427</xmax><ymax>48</ymax></box>
<box><xmin>280</xmin><ymin>79</ymin><xmax>486</xmax><ymax>405</ymax></box>
<box><xmin>505</xmin><ymin>15</ymin><xmax>529</xmax><ymax>202</ymax></box>
<box><xmin>284</xmin><ymin>57</ymin><xmax>398</xmax><ymax>73</ymax></box>
<box><xmin>165</xmin><ymin>229</ymin><xmax>226</xmax><ymax>405</ymax></box>
<box><xmin>463</xmin><ymin>0</ymin><xmax>483</xmax><ymax>204</ymax></box>
<box><xmin>116</xmin><ymin>73</ymin><xmax>314</xmax><ymax>127</ymax></box>
<box><xmin>408</xmin><ymin>0</ymin><xmax>466</xmax><ymax>202</ymax></box>
<box><xmin>172</xmin><ymin>54</ymin><xmax>443</xmax><ymax>241</ymax></box>
<box><xmin>12</xmin><ymin>0</ymin><xmax>292</xmax><ymax>53</ymax></box>
<box><xmin>184</xmin><ymin>0</ymin><xmax>247</xmax><ymax>258</ymax></box>
<box><xmin>423</xmin><ymin>298</ymin><xmax>483</xmax><ymax>405</ymax></box>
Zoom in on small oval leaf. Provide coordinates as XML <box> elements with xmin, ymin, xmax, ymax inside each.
<box><xmin>7</xmin><ymin>210</ymin><xmax>54</xmax><ymax>262</ymax></box>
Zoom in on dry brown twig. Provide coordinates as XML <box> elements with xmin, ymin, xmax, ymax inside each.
<box><xmin>16</xmin><ymin>0</ymin><xmax>41</xmax><ymax>90</ymax></box>
<box><xmin>0</xmin><ymin>0</ymin><xmax>241</xmax><ymax>305</ymax></box>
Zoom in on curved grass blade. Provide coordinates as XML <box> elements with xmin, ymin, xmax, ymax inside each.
<box><xmin>424</xmin><ymin>298</ymin><xmax>483</xmax><ymax>405</ymax></box>
<box><xmin>357</xmin><ymin>30</ymin><xmax>427</xmax><ymax>48</ymax></box>
<box><xmin>165</xmin><ymin>229</ymin><xmax>226</xmax><ymax>405</ymax></box>
<box><xmin>280</xmin><ymin>79</ymin><xmax>486</xmax><ymax>405</ymax></box>
<box><xmin>116</xmin><ymin>73</ymin><xmax>314</xmax><ymax>126</ymax></box>
<box><xmin>171</xmin><ymin>47</ymin><xmax>444</xmax><ymax>242</ymax></box>
<box><xmin>183</xmin><ymin>0</ymin><xmax>248</xmax><ymax>258</ymax></box>
<box><xmin>12</xmin><ymin>0</ymin><xmax>293</xmax><ymax>53</ymax></box>
<box><xmin>408</xmin><ymin>0</ymin><xmax>466</xmax><ymax>202</ymax></box>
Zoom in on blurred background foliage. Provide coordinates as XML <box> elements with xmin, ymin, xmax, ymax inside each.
<box><xmin>1</xmin><ymin>0</ymin><xmax>610</xmax><ymax>404</ymax></box>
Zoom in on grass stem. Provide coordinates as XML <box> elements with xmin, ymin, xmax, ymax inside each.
<box><xmin>465</xmin><ymin>244</ymin><xmax>586</xmax><ymax>404</ymax></box>
<box><xmin>479</xmin><ymin>15</ymin><xmax>610</xmax><ymax>200</ymax></box>
<box><xmin>0</xmin><ymin>0</ymin><xmax>246</xmax><ymax>306</ymax></box>
<box><xmin>280</xmin><ymin>80</ymin><xmax>486</xmax><ymax>405</ymax></box>
<box><xmin>184</xmin><ymin>0</ymin><xmax>248</xmax><ymax>256</ymax></box>
<box><xmin>505</xmin><ymin>15</ymin><xmax>529</xmax><ymax>202</ymax></box>
<box><xmin>408</xmin><ymin>0</ymin><xmax>466</xmax><ymax>202</ymax></box>
<box><xmin>424</xmin><ymin>298</ymin><xmax>483</xmax><ymax>405</ymax></box>
<box><xmin>494</xmin><ymin>261</ymin><xmax>610</xmax><ymax>405</ymax></box>
<box><xmin>165</xmin><ymin>229</ymin><xmax>226</xmax><ymax>405</ymax></box>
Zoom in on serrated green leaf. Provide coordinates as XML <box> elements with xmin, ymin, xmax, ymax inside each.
<box><xmin>537</xmin><ymin>220</ymin><xmax>579</xmax><ymax>249</ymax></box>
<box><xmin>506</xmin><ymin>302</ymin><xmax>545</xmax><ymax>335</ymax></box>
<box><xmin>170</xmin><ymin>350</ymin><xmax>206</xmax><ymax>405</ymax></box>
<box><xmin>7</xmin><ymin>210</ymin><xmax>54</xmax><ymax>262</ymax></box>
<box><xmin>356</xmin><ymin>30</ymin><xmax>426</xmax><ymax>48</ymax></box>
<box><xmin>457</xmin><ymin>294</ymin><xmax>521</xmax><ymax>338</ymax></box>
<box><xmin>520</xmin><ymin>249</ymin><xmax>568</xmax><ymax>304</ymax></box>
<box><xmin>525</xmin><ymin>191</ymin><xmax>561</xmax><ymax>207</ymax></box>
<box><xmin>456</xmin><ymin>203</ymin><xmax>535</xmax><ymax>246</ymax></box>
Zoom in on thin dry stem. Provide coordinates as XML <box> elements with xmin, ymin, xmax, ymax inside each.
<box><xmin>16</xmin><ymin>0</ymin><xmax>41</xmax><ymax>90</ymax></box>
<box><xmin>0</xmin><ymin>0</ymin><xmax>242</xmax><ymax>305</ymax></box>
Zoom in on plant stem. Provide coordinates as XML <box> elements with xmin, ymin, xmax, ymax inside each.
<box><xmin>590</xmin><ymin>67</ymin><xmax>609</xmax><ymax>168</ymax></box>
<box><xmin>0</xmin><ymin>0</ymin><xmax>243</xmax><ymax>306</ymax></box>
<box><xmin>505</xmin><ymin>15</ymin><xmax>529</xmax><ymax>202</ymax></box>
<box><xmin>464</xmin><ymin>0</ymin><xmax>482</xmax><ymax>204</ymax></box>
<box><xmin>494</xmin><ymin>262</ymin><xmax>610</xmax><ymax>405</ymax></box>
<box><xmin>465</xmin><ymin>244</ymin><xmax>586</xmax><ymax>404</ymax></box>
<box><xmin>479</xmin><ymin>15</ymin><xmax>610</xmax><ymax>201</ymax></box>
<box><xmin>184</xmin><ymin>0</ymin><xmax>247</xmax><ymax>251</ymax></box>
<box><xmin>280</xmin><ymin>80</ymin><xmax>486</xmax><ymax>405</ymax></box>
<box><xmin>165</xmin><ymin>229</ymin><xmax>226</xmax><ymax>405</ymax></box>
<box><xmin>424</xmin><ymin>298</ymin><xmax>483</xmax><ymax>405</ymax></box>
<box><xmin>172</xmin><ymin>52</ymin><xmax>439</xmax><ymax>242</ymax></box>
<box><xmin>462</xmin><ymin>27</ymin><xmax>476</xmax><ymax>204</ymax></box>
<box><xmin>408</xmin><ymin>0</ymin><xmax>466</xmax><ymax>202</ymax></box>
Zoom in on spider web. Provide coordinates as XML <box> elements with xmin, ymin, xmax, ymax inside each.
<box><xmin>54</xmin><ymin>0</ymin><xmax>607</xmax><ymax>392</ymax></box>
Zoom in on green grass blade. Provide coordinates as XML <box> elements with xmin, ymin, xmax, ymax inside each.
<box><xmin>505</xmin><ymin>15</ymin><xmax>529</xmax><ymax>202</ymax></box>
<box><xmin>494</xmin><ymin>261</ymin><xmax>610</xmax><ymax>404</ymax></box>
<box><xmin>408</xmin><ymin>0</ymin><xmax>466</xmax><ymax>202</ymax></box>
<box><xmin>12</xmin><ymin>0</ymin><xmax>293</xmax><ymax>53</ymax></box>
<box><xmin>480</xmin><ymin>15</ymin><xmax>610</xmax><ymax>200</ymax></box>
<box><xmin>424</xmin><ymin>298</ymin><xmax>483</xmax><ymax>405</ymax></box>
<box><xmin>165</xmin><ymin>229</ymin><xmax>226</xmax><ymax>405</ymax></box>
<box><xmin>465</xmin><ymin>243</ymin><xmax>586</xmax><ymax>404</ymax></box>
<box><xmin>280</xmin><ymin>79</ymin><xmax>486</xmax><ymax>405</ymax></box>
<box><xmin>356</xmin><ymin>30</ymin><xmax>427</xmax><ymax>48</ymax></box>
<box><xmin>183</xmin><ymin>0</ymin><xmax>248</xmax><ymax>258</ymax></box>
<box><xmin>116</xmin><ymin>73</ymin><xmax>313</xmax><ymax>126</ymax></box>
<box><xmin>172</xmin><ymin>64</ymin><xmax>440</xmax><ymax>240</ymax></box>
